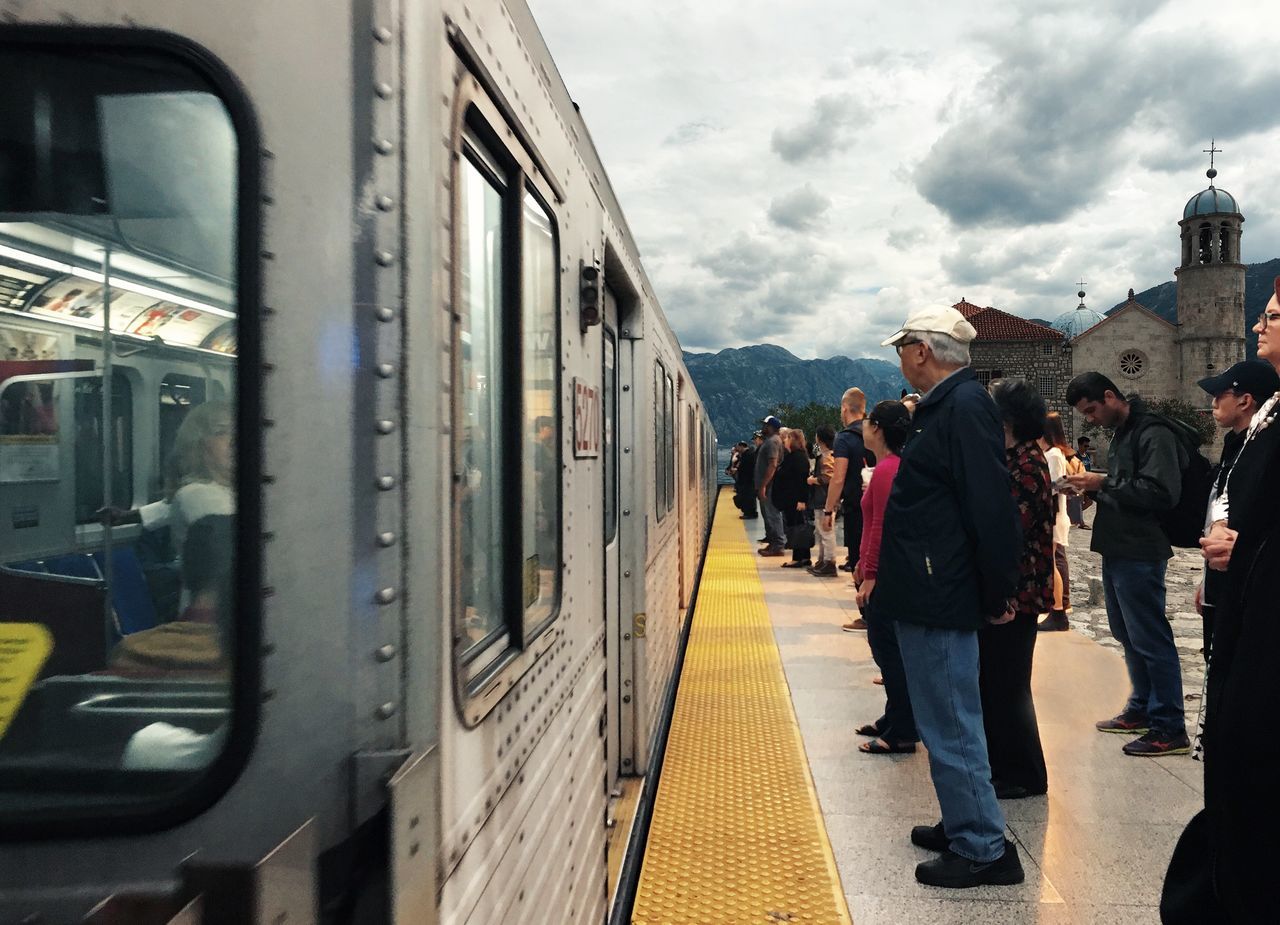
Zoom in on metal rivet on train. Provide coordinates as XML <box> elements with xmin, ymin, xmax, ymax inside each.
<box><xmin>373</xmin><ymin>26</ymin><xmax>392</xmax><ymax>43</ymax></box>
<box><xmin>375</xmin><ymin>250</ymin><xmax>396</xmax><ymax>267</ymax></box>
<box><xmin>376</xmin><ymin>306</ymin><xmax>395</xmax><ymax>322</ymax></box>
<box><xmin>623</xmin><ymin>447</ymin><xmax>630</xmax><ymax>454</ymax></box>
<box><xmin>375</xmin><ymin>644</ymin><xmax>397</xmax><ymax>662</ymax></box>
<box><xmin>376</xmin><ymin>195</ymin><xmax>395</xmax><ymax>212</ymax></box>
<box><xmin>623</xmin><ymin>570</ymin><xmax>631</xmax><ymax>578</ymax></box>
<box><xmin>376</xmin><ymin>363</ymin><xmax>396</xmax><ymax>379</ymax></box>
<box><xmin>376</xmin><ymin>702</ymin><xmax>397</xmax><ymax>719</ymax></box>
<box><xmin>375</xmin><ymin>82</ymin><xmax>394</xmax><ymax>99</ymax></box>
<box><xmin>375</xmin><ymin>587</ymin><xmax>397</xmax><ymax>604</ymax></box>
<box><xmin>376</xmin><ymin>419</ymin><xmax>396</xmax><ymax>435</ymax></box>
<box><xmin>377</xmin><ymin>531</ymin><xmax>397</xmax><ymax>547</ymax></box>
<box><xmin>622</xmin><ymin>384</ymin><xmax>630</xmax><ymax>392</ymax></box>
<box><xmin>374</xmin><ymin>138</ymin><xmax>395</xmax><ymax>155</ymax></box>
<box><xmin>377</xmin><ymin>475</ymin><xmax>397</xmax><ymax>491</ymax></box>
<box><xmin>623</xmin><ymin>509</ymin><xmax>630</xmax><ymax>516</ymax></box>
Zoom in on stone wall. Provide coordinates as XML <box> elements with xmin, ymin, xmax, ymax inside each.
<box><xmin>970</xmin><ymin>339</ymin><xmax>1075</xmax><ymax>434</ymax></box>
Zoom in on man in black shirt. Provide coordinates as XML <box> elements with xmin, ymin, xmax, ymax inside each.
<box><xmin>1194</xmin><ymin>360</ymin><xmax>1279</xmax><ymax>658</ymax></box>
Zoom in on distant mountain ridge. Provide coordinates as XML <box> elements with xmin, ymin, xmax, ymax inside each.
<box><xmin>683</xmin><ymin>344</ymin><xmax>907</xmax><ymax>442</ymax></box>
<box><xmin>1107</xmin><ymin>258</ymin><xmax>1280</xmax><ymax>357</ymax></box>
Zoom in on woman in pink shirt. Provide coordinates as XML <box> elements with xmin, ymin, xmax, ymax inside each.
<box><xmin>854</xmin><ymin>400</ymin><xmax>919</xmax><ymax>754</ymax></box>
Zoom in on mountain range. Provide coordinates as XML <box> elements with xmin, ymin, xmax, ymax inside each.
<box><xmin>689</xmin><ymin>258</ymin><xmax>1280</xmax><ymax>443</ymax></box>
<box><xmin>682</xmin><ymin>345</ymin><xmax>906</xmax><ymax>443</ymax></box>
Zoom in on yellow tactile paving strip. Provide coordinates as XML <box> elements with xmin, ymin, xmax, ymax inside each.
<box><xmin>632</xmin><ymin>492</ymin><xmax>853</xmax><ymax>925</ymax></box>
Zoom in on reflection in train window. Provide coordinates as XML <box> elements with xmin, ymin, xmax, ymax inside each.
<box><xmin>457</xmin><ymin>138</ymin><xmax>509</xmax><ymax>670</ymax></box>
<box><xmin>0</xmin><ymin>42</ymin><xmax>240</xmax><ymax>818</ymax></box>
<box><xmin>158</xmin><ymin>374</ymin><xmax>207</xmax><ymax>501</ymax></box>
<box><xmin>521</xmin><ymin>191</ymin><xmax>560</xmax><ymax>637</ymax></box>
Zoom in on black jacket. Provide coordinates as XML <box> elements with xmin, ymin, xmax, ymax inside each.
<box><xmin>834</xmin><ymin>420</ymin><xmax>874</xmax><ymax>508</ymax></box>
<box><xmin>876</xmin><ymin>368</ymin><xmax>1020</xmax><ymax>630</ymax></box>
<box><xmin>1090</xmin><ymin>399</ymin><xmax>1187</xmax><ymax>561</ymax></box>
<box><xmin>734</xmin><ymin>446</ymin><xmax>757</xmax><ymax>493</ymax></box>
<box><xmin>771</xmin><ymin>448</ymin><xmax>811</xmax><ymax>512</ymax></box>
<box><xmin>1198</xmin><ymin>409</ymin><xmax>1280</xmax><ymax>922</ymax></box>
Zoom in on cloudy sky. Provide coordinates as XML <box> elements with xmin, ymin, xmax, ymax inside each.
<box><xmin>528</xmin><ymin>0</ymin><xmax>1280</xmax><ymax>360</ymax></box>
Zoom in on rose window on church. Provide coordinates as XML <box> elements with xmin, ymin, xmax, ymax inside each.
<box><xmin>1118</xmin><ymin>349</ymin><xmax>1147</xmax><ymax>379</ymax></box>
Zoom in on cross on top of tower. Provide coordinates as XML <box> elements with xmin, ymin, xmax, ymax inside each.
<box><xmin>1203</xmin><ymin>139</ymin><xmax>1222</xmax><ymax>182</ymax></box>
<box><xmin>1077</xmin><ymin>279</ymin><xmax>1087</xmax><ymax>300</ymax></box>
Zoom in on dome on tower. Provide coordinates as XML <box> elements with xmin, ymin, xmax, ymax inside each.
<box><xmin>1050</xmin><ymin>289</ymin><xmax>1104</xmax><ymax>339</ymax></box>
<box><xmin>1184</xmin><ymin>185</ymin><xmax>1239</xmax><ymax>219</ymax></box>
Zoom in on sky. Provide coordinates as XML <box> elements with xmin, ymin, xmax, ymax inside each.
<box><xmin>528</xmin><ymin>0</ymin><xmax>1280</xmax><ymax>360</ymax></box>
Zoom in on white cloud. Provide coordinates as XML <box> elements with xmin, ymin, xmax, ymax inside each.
<box><xmin>530</xmin><ymin>0</ymin><xmax>1280</xmax><ymax>360</ymax></box>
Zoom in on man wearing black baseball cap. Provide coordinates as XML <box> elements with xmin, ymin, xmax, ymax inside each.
<box><xmin>1195</xmin><ymin>360</ymin><xmax>1280</xmax><ymax>657</ymax></box>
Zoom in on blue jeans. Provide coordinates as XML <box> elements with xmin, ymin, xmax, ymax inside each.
<box><xmin>1101</xmin><ymin>557</ymin><xmax>1185</xmax><ymax>735</ymax></box>
<box><xmin>896</xmin><ymin>620</ymin><xmax>1006</xmax><ymax>863</ymax></box>
<box><xmin>760</xmin><ymin>493</ymin><xmax>784</xmax><ymax>548</ymax></box>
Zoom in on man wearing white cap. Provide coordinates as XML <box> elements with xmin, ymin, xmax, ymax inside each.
<box><xmin>876</xmin><ymin>306</ymin><xmax>1024</xmax><ymax>888</ymax></box>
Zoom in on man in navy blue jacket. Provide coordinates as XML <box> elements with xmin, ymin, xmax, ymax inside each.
<box><xmin>878</xmin><ymin>305</ymin><xmax>1023</xmax><ymax>888</ymax></box>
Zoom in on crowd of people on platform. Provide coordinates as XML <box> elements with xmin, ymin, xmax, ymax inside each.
<box><xmin>721</xmin><ymin>290</ymin><xmax>1280</xmax><ymax>917</ymax></box>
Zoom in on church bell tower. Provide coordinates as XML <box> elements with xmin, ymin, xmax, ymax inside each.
<box><xmin>1176</xmin><ymin>141</ymin><xmax>1246</xmax><ymax>407</ymax></box>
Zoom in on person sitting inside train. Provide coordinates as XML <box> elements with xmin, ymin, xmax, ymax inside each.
<box><xmin>118</xmin><ymin>514</ymin><xmax>234</xmax><ymax>770</ymax></box>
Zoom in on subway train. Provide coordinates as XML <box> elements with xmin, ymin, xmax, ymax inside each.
<box><xmin>0</xmin><ymin>1</ymin><xmax>719</xmax><ymax>922</ymax></box>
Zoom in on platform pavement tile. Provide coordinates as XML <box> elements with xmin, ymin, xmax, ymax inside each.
<box><xmin>1152</xmin><ymin>753</ymin><xmax>1205</xmax><ymax>793</ymax></box>
<box><xmin>779</xmin><ymin>655</ymin><xmax>869</xmax><ymax>690</ymax></box>
<box><xmin>1002</xmin><ymin>760</ymin><xmax>1202</xmax><ymax>826</ymax></box>
<box><xmin>822</xmin><ymin>813</ymin><xmax>1055</xmax><ymax>906</ymax></box>
<box><xmin>807</xmin><ymin>755</ymin><xmax>942</xmax><ymax>818</ymax></box>
<box><xmin>1006</xmin><ymin>818</ymin><xmax>1183</xmax><ymax>909</ymax></box>
<box><xmin>845</xmin><ymin>895</ymin><xmax>1159</xmax><ymax>925</ymax></box>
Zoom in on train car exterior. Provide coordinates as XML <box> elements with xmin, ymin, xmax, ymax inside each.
<box><xmin>0</xmin><ymin>1</ymin><xmax>716</xmax><ymax>923</ymax></box>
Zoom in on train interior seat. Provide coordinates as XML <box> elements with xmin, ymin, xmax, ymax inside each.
<box><xmin>4</xmin><ymin>545</ymin><xmax>160</xmax><ymax>639</ymax></box>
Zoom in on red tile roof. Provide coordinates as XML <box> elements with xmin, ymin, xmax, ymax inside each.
<box><xmin>951</xmin><ymin>301</ymin><xmax>1064</xmax><ymax>342</ymax></box>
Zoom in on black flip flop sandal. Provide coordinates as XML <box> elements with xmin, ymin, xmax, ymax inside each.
<box><xmin>859</xmin><ymin>738</ymin><xmax>917</xmax><ymax>755</ymax></box>
<box><xmin>855</xmin><ymin>723</ymin><xmax>883</xmax><ymax>737</ymax></box>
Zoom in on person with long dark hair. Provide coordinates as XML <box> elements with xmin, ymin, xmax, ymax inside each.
<box><xmin>985</xmin><ymin>380</ymin><xmax>1054</xmax><ymax>798</ymax></box>
<box><xmin>853</xmin><ymin>400</ymin><xmax>918</xmax><ymax>754</ymax></box>
<box><xmin>1038</xmin><ymin>411</ymin><xmax>1075</xmax><ymax>632</ymax></box>
<box><xmin>774</xmin><ymin>428</ymin><xmax>814</xmax><ymax>567</ymax></box>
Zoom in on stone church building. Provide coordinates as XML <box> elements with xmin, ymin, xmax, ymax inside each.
<box><xmin>953</xmin><ymin>161</ymin><xmax>1245</xmax><ymax>464</ymax></box>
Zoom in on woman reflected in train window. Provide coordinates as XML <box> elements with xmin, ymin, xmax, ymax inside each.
<box><xmin>168</xmin><ymin>400</ymin><xmax>235</xmax><ymax>566</ymax></box>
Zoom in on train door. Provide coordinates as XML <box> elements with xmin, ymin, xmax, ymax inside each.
<box><xmin>602</xmin><ymin>287</ymin><xmax>622</xmax><ymax>790</ymax></box>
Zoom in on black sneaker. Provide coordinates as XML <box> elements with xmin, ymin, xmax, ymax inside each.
<box><xmin>910</xmin><ymin>822</ymin><xmax>948</xmax><ymax>852</ymax></box>
<box><xmin>915</xmin><ymin>840</ymin><xmax>1025</xmax><ymax>888</ymax></box>
<box><xmin>1095</xmin><ymin>711</ymin><xmax>1150</xmax><ymax>735</ymax></box>
<box><xmin>1122</xmin><ymin>730</ymin><xmax>1191</xmax><ymax>757</ymax></box>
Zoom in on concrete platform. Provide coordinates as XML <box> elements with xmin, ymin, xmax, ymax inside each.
<box><xmin>750</xmin><ymin>517</ymin><xmax>1201</xmax><ymax>924</ymax></box>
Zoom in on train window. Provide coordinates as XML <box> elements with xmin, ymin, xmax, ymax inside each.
<box><xmin>453</xmin><ymin>112</ymin><xmax>563</xmax><ymax>697</ymax></box>
<box><xmin>0</xmin><ymin>38</ymin><xmax>249</xmax><ymax>829</ymax></box>
<box><xmin>73</xmin><ymin>373</ymin><xmax>135</xmax><ymax>524</ymax></box>
<box><xmin>521</xmin><ymin>191</ymin><xmax>559</xmax><ymax>635</ymax></box>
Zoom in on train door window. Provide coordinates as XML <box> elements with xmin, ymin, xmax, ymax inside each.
<box><xmin>158</xmin><ymin>374</ymin><xmax>207</xmax><ymax>500</ymax></box>
<box><xmin>73</xmin><ymin>372</ymin><xmax>134</xmax><ymax>523</ymax></box>
<box><xmin>603</xmin><ymin>331</ymin><xmax>617</xmax><ymax>543</ymax></box>
<box><xmin>452</xmin><ymin>102</ymin><xmax>563</xmax><ymax>709</ymax></box>
<box><xmin>0</xmin><ymin>37</ymin><xmax>250</xmax><ymax>829</ymax></box>
<box><xmin>664</xmin><ymin>374</ymin><xmax>675</xmax><ymax>513</ymax></box>
<box><xmin>654</xmin><ymin>362</ymin><xmax>666</xmax><ymax>519</ymax></box>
